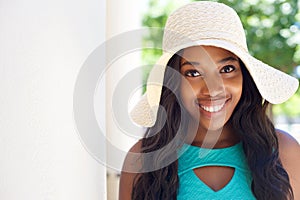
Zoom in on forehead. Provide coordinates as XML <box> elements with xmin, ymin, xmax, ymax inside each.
<box><xmin>181</xmin><ymin>46</ymin><xmax>238</xmax><ymax>62</ymax></box>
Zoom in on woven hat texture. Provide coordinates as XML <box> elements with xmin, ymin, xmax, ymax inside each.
<box><xmin>130</xmin><ymin>1</ymin><xmax>299</xmax><ymax>127</ymax></box>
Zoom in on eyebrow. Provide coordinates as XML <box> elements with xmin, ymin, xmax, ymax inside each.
<box><xmin>218</xmin><ymin>56</ymin><xmax>239</xmax><ymax>64</ymax></box>
<box><xmin>180</xmin><ymin>56</ymin><xmax>239</xmax><ymax>67</ymax></box>
<box><xmin>181</xmin><ymin>61</ymin><xmax>200</xmax><ymax>67</ymax></box>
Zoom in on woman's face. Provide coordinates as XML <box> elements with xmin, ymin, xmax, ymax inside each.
<box><xmin>180</xmin><ymin>46</ymin><xmax>243</xmax><ymax>131</ymax></box>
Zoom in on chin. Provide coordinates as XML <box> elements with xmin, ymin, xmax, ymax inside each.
<box><xmin>199</xmin><ymin>119</ymin><xmax>229</xmax><ymax>132</ymax></box>
<box><xmin>205</xmin><ymin>125</ymin><xmax>225</xmax><ymax>132</ymax></box>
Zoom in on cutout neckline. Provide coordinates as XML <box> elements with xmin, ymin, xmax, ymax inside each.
<box><xmin>192</xmin><ymin>166</ymin><xmax>236</xmax><ymax>192</ymax></box>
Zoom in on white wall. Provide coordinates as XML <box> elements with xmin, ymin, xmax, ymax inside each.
<box><xmin>105</xmin><ymin>0</ymin><xmax>144</xmax><ymax>161</ymax></box>
<box><xmin>0</xmin><ymin>0</ymin><xmax>105</xmax><ymax>199</ymax></box>
<box><xmin>105</xmin><ymin>1</ymin><xmax>146</xmax><ymax>199</ymax></box>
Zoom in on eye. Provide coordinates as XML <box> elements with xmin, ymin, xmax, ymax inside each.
<box><xmin>184</xmin><ymin>70</ymin><xmax>202</xmax><ymax>77</ymax></box>
<box><xmin>220</xmin><ymin>65</ymin><xmax>236</xmax><ymax>73</ymax></box>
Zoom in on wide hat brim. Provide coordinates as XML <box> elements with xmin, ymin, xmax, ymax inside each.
<box><xmin>130</xmin><ymin>39</ymin><xmax>299</xmax><ymax>127</ymax></box>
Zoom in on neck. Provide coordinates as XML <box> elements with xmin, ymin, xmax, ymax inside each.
<box><xmin>187</xmin><ymin>121</ymin><xmax>240</xmax><ymax>148</ymax></box>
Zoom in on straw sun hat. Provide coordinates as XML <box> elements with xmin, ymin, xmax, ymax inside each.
<box><xmin>130</xmin><ymin>1</ymin><xmax>299</xmax><ymax>127</ymax></box>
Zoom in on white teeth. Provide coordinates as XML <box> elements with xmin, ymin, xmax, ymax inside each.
<box><xmin>200</xmin><ymin>103</ymin><xmax>225</xmax><ymax>113</ymax></box>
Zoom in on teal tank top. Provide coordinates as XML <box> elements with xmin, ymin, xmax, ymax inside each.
<box><xmin>177</xmin><ymin>142</ymin><xmax>256</xmax><ymax>200</ymax></box>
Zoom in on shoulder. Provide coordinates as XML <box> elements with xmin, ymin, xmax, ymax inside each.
<box><xmin>276</xmin><ymin>129</ymin><xmax>300</xmax><ymax>199</ymax></box>
<box><xmin>119</xmin><ymin>140</ymin><xmax>143</xmax><ymax>200</ymax></box>
<box><xmin>276</xmin><ymin>129</ymin><xmax>300</xmax><ymax>155</ymax></box>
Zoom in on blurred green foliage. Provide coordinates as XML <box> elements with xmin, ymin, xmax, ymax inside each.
<box><xmin>142</xmin><ymin>0</ymin><xmax>300</xmax><ymax>117</ymax></box>
<box><xmin>273</xmin><ymin>88</ymin><xmax>300</xmax><ymax>118</ymax></box>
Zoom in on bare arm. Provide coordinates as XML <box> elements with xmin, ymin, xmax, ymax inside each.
<box><xmin>119</xmin><ymin>171</ymin><xmax>136</xmax><ymax>200</ymax></box>
<box><xmin>119</xmin><ymin>141</ymin><xmax>142</xmax><ymax>200</ymax></box>
<box><xmin>277</xmin><ymin>130</ymin><xmax>300</xmax><ymax>199</ymax></box>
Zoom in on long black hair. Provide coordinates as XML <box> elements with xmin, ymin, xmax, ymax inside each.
<box><xmin>131</xmin><ymin>52</ymin><xmax>293</xmax><ymax>200</ymax></box>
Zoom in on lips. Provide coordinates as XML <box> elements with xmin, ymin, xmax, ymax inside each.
<box><xmin>200</xmin><ymin>103</ymin><xmax>225</xmax><ymax>112</ymax></box>
<box><xmin>196</xmin><ymin>99</ymin><xmax>229</xmax><ymax>113</ymax></box>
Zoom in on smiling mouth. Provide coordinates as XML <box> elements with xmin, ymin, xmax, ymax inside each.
<box><xmin>200</xmin><ymin>103</ymin><xmax>225</xmax><ymax>112</ymax></box>
<box><xmin>196</xmin><ymin>99</ymin><xmax>228</xmax><ymax>113</ymax></box>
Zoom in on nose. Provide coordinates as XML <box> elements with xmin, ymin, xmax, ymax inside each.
<box><xmin>199</xmin><ymin>74</ymin><xmax>225</xmax><ymax>97</ymax></box>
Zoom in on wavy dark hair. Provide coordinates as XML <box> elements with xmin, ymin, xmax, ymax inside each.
<box><xmin>131</xmin><ymin>52</ymin><xmax>294</xmax><ymax>200</ymax></box>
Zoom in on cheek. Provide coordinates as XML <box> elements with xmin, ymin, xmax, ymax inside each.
<box><xmin>225</xmin><ymin>75</ymin><xmax>243</xmax><ymax>101</ymax></box>
<box><xmin>180</xmin><ymin>81</ymin><xmax>190</xmax><ymax>104</ymax></box>
<box><xmin>180</xmin><ymin>79</ymin><xmax>196</xmax><ymax>108</ymax></box>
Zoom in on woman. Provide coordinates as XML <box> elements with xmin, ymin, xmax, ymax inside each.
<box><xmin>119</xmin><ymin>1</ymin><xmax>300</xmax><ymax>199</ymax></box>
